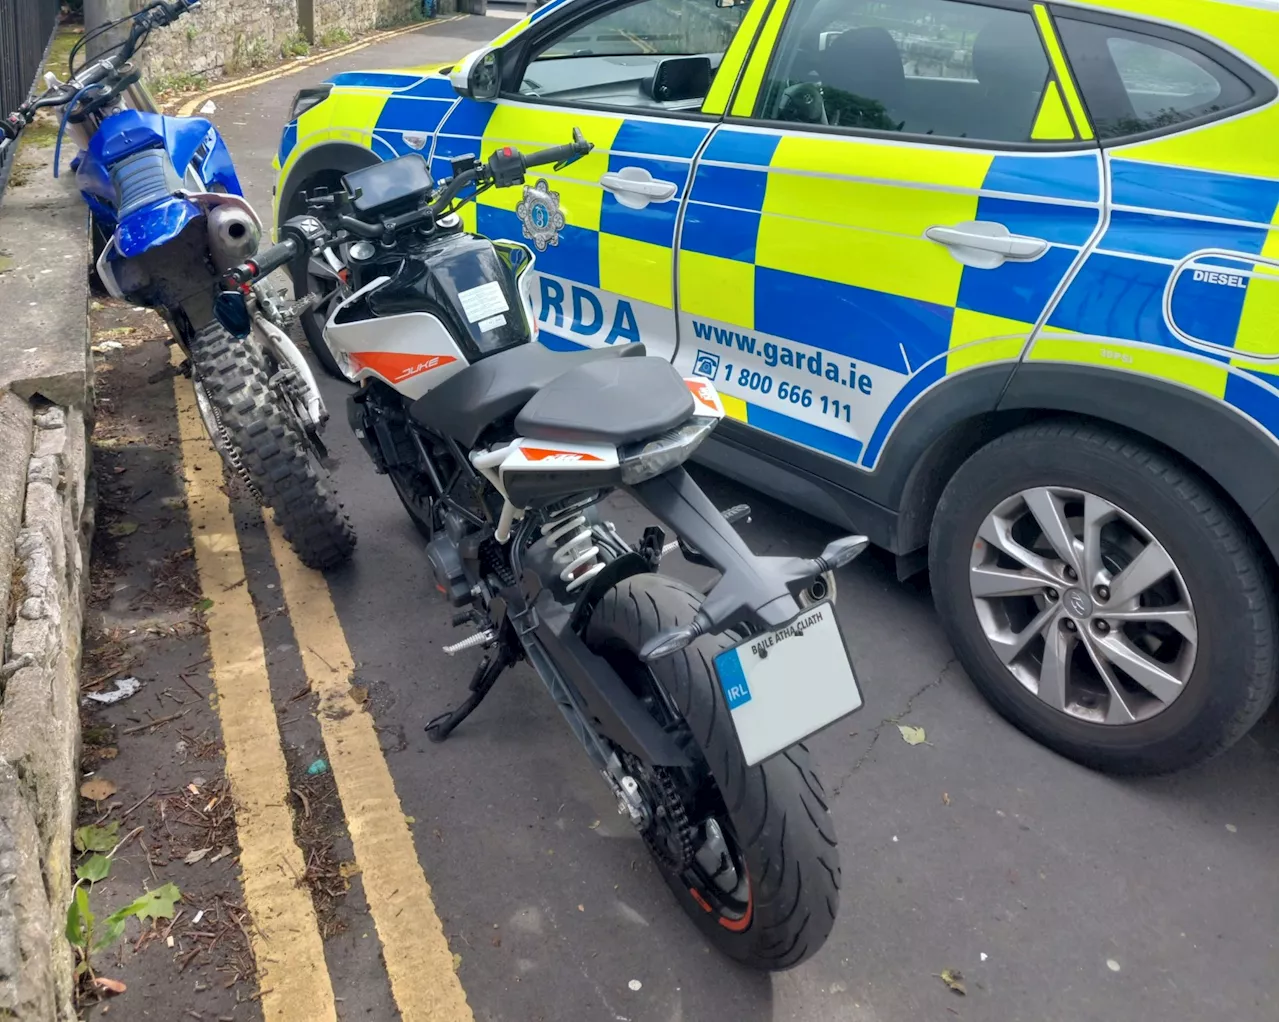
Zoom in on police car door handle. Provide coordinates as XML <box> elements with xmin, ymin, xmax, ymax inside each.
<box><xmin>926</xmin><ymin>221</ymin><xmax>1048</xmax><ymax>269</ymax></box>
<box><xmin>600</xmin><ymin>167</ymin><xmax>678</xmax><ymax>209</ymax></box>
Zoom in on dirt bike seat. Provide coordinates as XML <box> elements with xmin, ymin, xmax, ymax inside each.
<box><xmin>410</xmin><ymin>341</ymin><xmax>647</xmax><ymax>448</ymax></box>
<box><xmin>514</xmin><ymin>356</ymin><xmax>694</xmax><ymax>447</ymax></box>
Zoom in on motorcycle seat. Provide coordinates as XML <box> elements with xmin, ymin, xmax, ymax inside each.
<box><xmin>410</xmin><ymin>342</ymin><xmax>647</xmax><ymax>448</ymax></box>
<box><xmin>514</xmin><ymin>356</ymin><xmax>695</xmax><ymax>447</ymax></box>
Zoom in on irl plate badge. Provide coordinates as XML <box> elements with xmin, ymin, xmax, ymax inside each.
<box><xmin>516</xmin><ymin>178</ymin><xmax>566</xmax><ymax>252</ymax></box>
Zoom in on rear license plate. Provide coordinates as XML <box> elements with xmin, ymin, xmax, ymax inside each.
<box><xmin>713</xmin><ymin>602</ymin><xmax>862</xmax><ymax>767</ymax></box>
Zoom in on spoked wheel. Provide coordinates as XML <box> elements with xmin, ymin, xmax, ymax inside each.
<box><xmin>586</xmin><ymin>573</ymin><xmax>840</xmax><ymax>970</ymax></box>
<box><xmin>293</xmin><ymin>251</ymin><xmax>353</xmax><ymax>382</ymax></box>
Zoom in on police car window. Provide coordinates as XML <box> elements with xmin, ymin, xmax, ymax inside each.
<box><xmin>1057</xmin><ymin>19</ymin><xmax>1253</xmax><ymax>140</ymax></box>
<box><xmin>518</xmin><ymin>0</ymin><xmax>750</xmax><ymax>111</ymax></box>
<box><xmin>756</xmin><ymin>0</ymin><xmax>1052</xmax><ymax>144</ymax></box>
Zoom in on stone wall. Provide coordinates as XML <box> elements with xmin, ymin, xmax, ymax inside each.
<box><xmin>0</xmin><ymin>135</ymin><xmax>94</xmax><ymax>1022</ymax></box>
<box><xmin>138</xmin><ymin>0</ymin><xmax>426</xmax><ymax>83</ymax></box>
<box><xmin>136</xmin><ymin>0</ymin><xmax>298</xmax><ymax>82</ymax></box>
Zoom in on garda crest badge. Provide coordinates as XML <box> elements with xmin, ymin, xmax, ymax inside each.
<box><xmin>516</xmin><ymin>178</ymin><xmax>565</xmax><ymax>252</ymax></box>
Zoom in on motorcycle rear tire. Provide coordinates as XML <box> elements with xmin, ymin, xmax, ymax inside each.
<box><xmin>189</xmin><ymin>321</ymin><xmax>356</xmax><ymax>570</ymax></box>
<box><xmin>585</xmin><ymin>573</ymin><xmax>841</xmax><ymax>970</ymax></box>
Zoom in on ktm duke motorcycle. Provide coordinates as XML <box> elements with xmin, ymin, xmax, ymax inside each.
<box><xmin>222</xmin><ymin>134</ymin><xmax>868</xmax><ymax>968</ymax></box>
<box><xmin>0</xmin><ymin>0</ymin><xmax>353</xmax><ymax>569</ymax></box>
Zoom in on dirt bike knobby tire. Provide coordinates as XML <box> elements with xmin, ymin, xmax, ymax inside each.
<box><xmin>188</xmin><ymin>320</ymin><xmax>356</xmax><ymax>570</ymax></box>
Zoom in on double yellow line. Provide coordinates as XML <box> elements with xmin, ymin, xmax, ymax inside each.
<box><xmin>176</xmin><ymin>14</ymin><xmax>468</xmax><ymax>117</ymax></box>
<box><xmin>173</xmin><ymin>357</ymin><xmax>472</xmax><ymax>1019</ymax></box>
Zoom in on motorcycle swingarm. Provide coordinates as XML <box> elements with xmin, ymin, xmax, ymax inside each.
<box><xmin>518</xmin><ymin>590</ymin><xmax>690</xmax><ymax>770</ymax></box>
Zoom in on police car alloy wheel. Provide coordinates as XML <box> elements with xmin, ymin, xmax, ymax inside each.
<box><xmin>929</xmin><ymin>420</ymin><xmax>1277</xmax><ymax>776</ymax></box>
<box><xmin>968</xmin><ymin>486</ymin><xmax>1196</xmax><ymax>726</ymax></box>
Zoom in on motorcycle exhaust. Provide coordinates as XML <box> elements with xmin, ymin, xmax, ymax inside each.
<box><xmin>207</xmin><ymin>204</ymin><xmax>262</xmax><ymax>271</ymax></box>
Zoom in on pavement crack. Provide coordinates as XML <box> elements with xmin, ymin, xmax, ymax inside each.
<box><xmin>831</xmin><ymin>657</ymin><xmax>957</xmax><ymax>796</ymax></box>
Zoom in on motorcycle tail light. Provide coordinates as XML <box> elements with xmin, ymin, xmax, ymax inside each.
<box><xmin>618</xmin><ymin>418</ymin><xmax>716</xmax><ymax>486</ymax></box>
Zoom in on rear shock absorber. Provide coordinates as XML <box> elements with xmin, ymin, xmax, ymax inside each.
<box><xmin>541</xmin><ymin>509</ymin><xmax>605</xmax><ymax>593</ymax></box>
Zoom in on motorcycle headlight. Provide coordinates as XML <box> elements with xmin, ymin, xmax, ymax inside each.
<box><xmin>618</xmin><ymin>418</ymin><xmax>716</xmax><ymax>486</ymax></box>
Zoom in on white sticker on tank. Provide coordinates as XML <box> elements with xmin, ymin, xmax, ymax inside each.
<box><xmin>478</xmin><ymin>314</ymin><xmax>506</xmax><ymax>333</ymax></box>
<box><xmin>458</xmin><ymin>280</ymin><xmax>510</xmax><ymax>324</ymax></box>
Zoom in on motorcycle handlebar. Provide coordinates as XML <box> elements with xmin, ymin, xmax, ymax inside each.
<box><xmin>227</xmin><ymin>237</ymin><xmax>298</xmax><ymax>285</ymax></box>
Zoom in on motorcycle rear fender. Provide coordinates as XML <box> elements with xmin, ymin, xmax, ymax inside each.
<box><xmin>529</xmin><ymin>591</ymin><xmax>691</xmax><ymax>768</ymax></box>
<box><xmin>115</xmin><ymin>194</ymin><xmax>203</xmax><ymax>258</ymax></box>
<box><xmin>629</xmin><ymin>466</ymin><xmax>831</xmax><ymax>633</ymax></box>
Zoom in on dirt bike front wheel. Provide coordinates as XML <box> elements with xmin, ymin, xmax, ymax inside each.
<box><xmin>188</xmin><ymin>320</ymin><xmax>356</xmax><ymax>570</ymax></box>
<box><xmin>585</xmin><ymin>573</ymin><xmax>841</xmax><ymax>970</ymax></box>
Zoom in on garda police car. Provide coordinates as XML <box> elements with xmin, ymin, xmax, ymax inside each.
<box><xmin>273</xmin><ymin>0</ymin><xmax>1278</xmax><ymax>774</ymax></box>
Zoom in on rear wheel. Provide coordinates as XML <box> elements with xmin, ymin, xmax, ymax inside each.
<box><xmin>929</xmin><ymin>420</ymin><xmax>1276</xmax><ymax>774</ymax></box>
<box><xmin>189</xmin><ymin>321</ymin><xmax>356</xmax><ymax>570</ymax></box>
<box><xmin>586</xmin><ymin>573</ymin><xmax>840</xmax><ymax>970</ymax></box>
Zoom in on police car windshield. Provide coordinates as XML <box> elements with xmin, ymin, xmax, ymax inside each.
<box><xmin>539</xmin><ymin>0</ymin><xmax>747</xmax><ymax>59</ymax></box>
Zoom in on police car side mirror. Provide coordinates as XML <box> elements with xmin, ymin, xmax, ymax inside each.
<box><xmin>451</xmin><ymin>47</ymin><xmax>502</xmax><ymax>102</ymax></box>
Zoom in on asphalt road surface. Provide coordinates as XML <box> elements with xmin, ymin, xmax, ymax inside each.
<box><xmin>199</xmin><ymin>15</ymin><xmax>1277</xmax><ymax>1022</ymax></box>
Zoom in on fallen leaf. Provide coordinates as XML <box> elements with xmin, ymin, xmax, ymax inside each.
<box><xmin>942</xmin><ymin>792</ymin><xmax>950</xmax><ymax>806</ymax></box>
<box><xmin>348</xmin><ymin>684</ymin><xmax>368</xmax><ymax>706</ymax></box>
<box><xmin>492</xmin><ymin>934</ymin><xmax>501</xmax><ymax>947</ymax></box>
<box><xmin>90</xmin><ymin>300</ymin><xmax>105</xmax><ymax>311</ymax></box>
<box><xmin>80</xmin><ymin>778</ymin><xmax>118</xmax><ymax>801</ymax></box>
<box><xmin>74</xmin><ymin>821</ymin><xmax>120</xmax><ymax>853</ymax></box>
<box><xmin>95</xmin><ymin>326</ymin><xmax>135</xmax><ymax>339</ymax></box>
<box><xmin>92</xmin><ymin>977</ymin><xmax>127</xmax><ymax>995</ymax></box>
<box><xmin>183</xmin><ymin>847</ymin><xmax>212</xmax><ymax>865</ymax></box>
<box><xmin>97</xmin><ymin>747</ymin><xmax>119</xmax><ymax>760</ymax></box>
<box><xmin>452</xmin><ymin>952</ymin><xmax>462</xmax><ymax>972</ymax></box>
<box><xmin>338</xmin><ymin>861</ymin><xmax>361</xmax><ymax>879</ymax></box>
<box><xmin>112</xmin><ymin>882</ymin><xmax>181</xmax><ymax>923</ymax></box>
<box><xmin>194</xmin><ymin>597</ymin><xmax>214</xmax><ymax>613</ymax></box>
<box><xmin>897</xmin><ymin>724</ymin><xmax>927</xmax><ymax>746</ymax></box>
<box><xmin>208</xmin><ymin>846</ymin><xmax>233</xmax><ymax>864</ymax></box>
<box><xmin>107</xmin><ymin>521</ymin><xmax>139</xmax><ymax>537</ymax></box>
<box><xmin>76</xmin><ymin>854</ymin><xmax>112</xmax><ymax>883</ymax></box>
<box><xmin>939</xmin><ymin>968</ymin><xmax>967</xmax><ymax>995</ymax></box>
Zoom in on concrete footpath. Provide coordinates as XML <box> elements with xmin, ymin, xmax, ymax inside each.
<box><xmin>0</xmin><ymin>133</ymin><xmax>94</xmax><ymax>1021</ymax></box>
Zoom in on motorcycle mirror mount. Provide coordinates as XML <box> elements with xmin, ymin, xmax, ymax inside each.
<box><xmin>214</xmin><ymin>289</ymin><xmax>252</xmax><ymax>339</ymax></box>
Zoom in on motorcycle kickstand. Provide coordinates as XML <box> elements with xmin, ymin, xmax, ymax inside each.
<box><xmin>425</xmin><ymin>644</ymin><xmax>514</xmax><ymax>744</ymax></box>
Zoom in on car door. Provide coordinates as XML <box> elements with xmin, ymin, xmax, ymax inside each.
<box><xmin>675</xmin><ymin>0</ymin><xmax>1103</xmax><ymax>470</ymax></box>
<box><xmin>431</xmin><ymin>0</ymin><xmax>766</xmax><ymax>359</ymax></box>
<box><xmin>1041</xmin><ymin>9</ymin><xmax>1279</xmax><ymax>438</ymax></box>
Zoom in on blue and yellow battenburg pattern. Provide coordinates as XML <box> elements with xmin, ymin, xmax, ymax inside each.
<box><xmin>272</xmin><ymin>0</ymin><xmax>1279</xmax><ymax>471</ymax></box>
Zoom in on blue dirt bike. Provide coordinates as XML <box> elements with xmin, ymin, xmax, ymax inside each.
<box><xmin>0</xmin><ymin>0</ymin><xmax>353</xmax><ymax>569</ymax></box>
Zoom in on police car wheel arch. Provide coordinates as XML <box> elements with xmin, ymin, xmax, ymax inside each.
<box><xmin>928</xmin><ymin>419</ymin><xmax>1277</xmax><ymax>775</ymax></box>
<box><xmin>277</xmin><ymin>142</ymin><xmax>381</xmax><ymax>227</ymax></box>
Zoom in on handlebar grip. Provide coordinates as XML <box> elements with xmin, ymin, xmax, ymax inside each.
<box><xmin>228</xmin><ymin>237</ymin><xmax>297</xmax><ymax>284</ymax></box>
<box><xmin>523</xmin><ymin>143</ymin><xmax>581</xmax><ymax>169</ymax></box>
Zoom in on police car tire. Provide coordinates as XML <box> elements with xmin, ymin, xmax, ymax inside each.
<box><xmin>586</xmin><ymin>573</ymin><xmax>840</xmax><ymax>970</ymax></box>
<box><xmin>190</xmin><ymin>320</ymin><xmax>356</xmax><ymax>571</ymax></box>
<box><xmin>929</xmin><ymin>419</ymin><xmax>1276</xmax><ymax>776</ymax></box>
